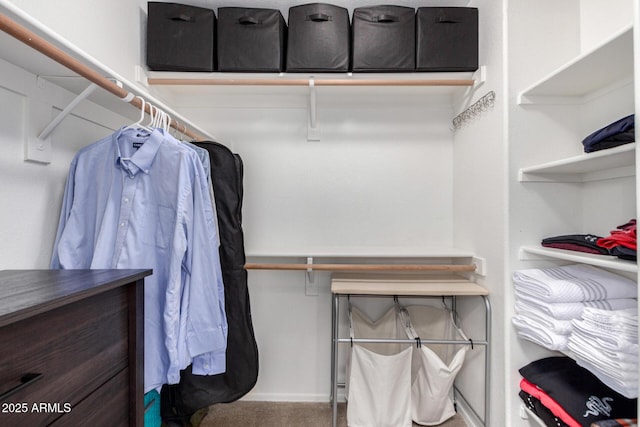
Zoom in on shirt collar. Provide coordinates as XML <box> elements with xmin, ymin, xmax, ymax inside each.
<box><xmin>114</xmin><ymin>127</ymin><xmax>164</xmax><ymax>176</ymax></box>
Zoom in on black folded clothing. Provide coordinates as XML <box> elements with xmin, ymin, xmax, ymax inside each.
<box><xmin>582</xmin><ymin>114</ymin><xmax>635</xmax><ymax>153</ymax></box>
<box><xmin>520</xmin><ymin>357</ymin><xmax>638</xmax><ymax>427</ymax></box>
<box><xmin>541</xmin><ymin>234</ymin><xmax>609</xmax><ymax>255</ymax></box>
<box><xmin>518</xmin><ymin>390</ymin><xmax>569</xmax><ymax>427</ymax></box>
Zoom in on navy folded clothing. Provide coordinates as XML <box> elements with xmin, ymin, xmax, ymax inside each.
<box><xmin>582</xmin><ymin>115</ymin><xmax>635</xmax><ymax>153</ymax></box>
<box><xmin>541</xmin><ymin>234</ymin><xmax>610</xmax><ymax>255</ymax></box>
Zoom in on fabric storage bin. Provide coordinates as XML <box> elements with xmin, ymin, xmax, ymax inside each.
<box><xmin>416</xmin><ymin>7</ymin><xmax>479</xmax><ymax>72</ymax></box>
<box><xmin>286</xmin><ymin>3</ymin><xmax>350</xmax><ymax>72</ymax></box>
<box><xmin>346</xmin><ymin>305</ymin><xmax>412</xmax><ymax>427</ymax></box>
<box><xmin>217</xmin><ymin>7</ymin><xmax>286</xmax><ymax>72</ymax></box>
<box><xmin>146</xmin><ymin>2</ymin><xmax>216</xmax><ymax>71</ymax></box>
<box><xmin>351</xmin><ymin>5</ymin><xmax>415</xmax><ymax>72</ymax></box>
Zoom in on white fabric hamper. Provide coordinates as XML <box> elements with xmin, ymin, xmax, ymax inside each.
<box><xmin>346</xmin><ymin>305</ymin><xmax>413</xmax><ymax>427</ymax></box>
<box><xmin>402</xmin><ymin>305</ymin><xmax>469</xmax><ymax>426</ymax></box>
<box><xmin>346</xmin><ymin>303</ymin><xmax>469</xmax><ymax>427</ymax></box>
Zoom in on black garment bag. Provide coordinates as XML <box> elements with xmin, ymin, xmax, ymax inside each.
<box><xmin>161</xmin><ymin>141</ymin><xmax>258</xmax><ymax>424</ymax></box>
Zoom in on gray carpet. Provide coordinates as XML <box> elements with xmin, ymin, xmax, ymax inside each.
<box><xmin>199</xmin><ymin>401</ymin><xmax>467</xmax><ymax>427</ymax></box>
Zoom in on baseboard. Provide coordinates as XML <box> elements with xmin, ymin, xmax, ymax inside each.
<box><xmin>240</xmin><ymin>392</ymin><xmax>333</xmax><ymax>403</ymax></box>
<box><xmin>455</xmin><ymin>392</ymin><xmax>484</xmax><ymax>427</ymax></box>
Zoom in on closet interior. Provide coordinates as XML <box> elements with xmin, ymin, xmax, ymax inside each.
<box><xmin>0</xmin><ymin>0</ymin><xmax>637</xmax><ymax>426</ymax></box>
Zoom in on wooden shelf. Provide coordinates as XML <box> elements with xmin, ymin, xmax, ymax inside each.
<box><xmin>330</xmin><ymin>272</ymin><xmax>488</xmax><ymax>296</ymax></box>
<box><xmin>518</xmin><ymin>143</ymin><xmax>636</xmax><ymax>182</ymax></box>
<box><xmin>519</xmin><ymin>245</ymin><xmax>637</xmax><ymax>273</ymax></box>
<box><xmin>517</xmin><ymin>25</ymin><xmax>633</xmax><ymax>105</ymax></box>
<box><xmin>146</xmin><ymin>71</ymin><xmax>476</xmax><ymax>88</ymax></box>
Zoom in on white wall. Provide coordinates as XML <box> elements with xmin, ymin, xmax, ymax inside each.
<box><xmin>0</xmin><ymin>58</ymin><xmax>128</xmax><ymax>269</ymax></box>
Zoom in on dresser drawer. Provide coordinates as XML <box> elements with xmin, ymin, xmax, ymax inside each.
<box><xmin>0</xmin><ymin>287</ymin><xmax>128</xmax><ymax>426</ymax></box>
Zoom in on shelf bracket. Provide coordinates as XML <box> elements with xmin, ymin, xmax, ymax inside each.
<box><xmin>305</xmin><ymin>257</ymin><xmax>318</xmax><ymax>296</ymax></box>
<box><xmin>38</xmin><ymin>82</ymin><xmax>99</xmax><ymax>142</ymax></box>
<box><xmin>308</xmin><ymin>79</ymin><xmax>320</xmax><ymax>141</ymax></box>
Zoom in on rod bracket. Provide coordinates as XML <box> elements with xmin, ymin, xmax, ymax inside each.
<box><xmin>307</xmin><ymin>78</ymin><xmax>320</xmax><ymax>141</ymax></box>
<box><xmin>305</xmin><ymin>257</ymin><xmax>318</xmax><ymax>296</ymax></box>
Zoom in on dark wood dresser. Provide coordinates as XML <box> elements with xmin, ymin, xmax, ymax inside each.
<box><xmin>0</xmin><ymin>269</ymin><xmax>151</xmax><ymax>427</ymax></box>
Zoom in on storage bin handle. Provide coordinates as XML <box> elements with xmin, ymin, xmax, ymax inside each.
<box><xmin>238</xmin><ymin>16</ymin><xmax>260</xmax><ymax>25</ymax></box>
<box><xmin>168</xmin><ymin>13</ymin><xmax>195</xmax><ymax>23</ymax></box>
<box><xmin>0</xmin><ymin>373</ymin><xmax>42</xmax><ymax>401</ymax></box>
<box><xmin>307</xmin><ymin>13</ymin><xmax>331</xmax><ymax>22</ymax></box>
<box><xmin>374</xmin><ymin>14</ymin><xmax>398</xmax><ymax>23</ymax></box>
<box><xmin>438</xmin><ymin>16</ymin><xmax>460</xmax><ymax>24</ymax></box>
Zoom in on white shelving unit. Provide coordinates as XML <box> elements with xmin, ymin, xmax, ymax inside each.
<box><xmin>517</xmin><ymin>25</ymin><xmax>633</xmax><ymax>105</ymax></box>
<box><xmin>512</xmin><ymin>11</ymin><xmax>638</xmax><ymax>426</ymax></box>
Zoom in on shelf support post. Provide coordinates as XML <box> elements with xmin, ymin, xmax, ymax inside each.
<box><xmin>308</xmin><ymin>79</ymin><xmax>320</xmax><ymax>141</ymax></box>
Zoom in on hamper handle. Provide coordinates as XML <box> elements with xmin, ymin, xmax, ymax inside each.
<box><xmin>0</xmin><ymin>373</ymin><xmax>42</xmax><ymax>401</ymax></box>
<box><xmin>169</xmin><ymin>13</ymin><xmax>195</xmax><ymax>23</ymax></box>
<box><xmin>238</xmin><ymin>16</ymin><xmax>260</xmax><ymax>25</ymax></box>
<box><xmin>374</xmin><ymin>14</ymin><xmax>398</xmax><ymax>23</ymax></box>
<box><xmin>308</xmin><ymin>13</ymin><xmax>331</xmax><ymax>22</ymax></box>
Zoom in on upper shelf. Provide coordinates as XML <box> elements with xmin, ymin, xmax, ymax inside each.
<box><xmin>519</xmin><ymin>245</ymin><xmax>637</xmax><ymax>273</ymax></box>
<box><xmin>519</xmin><ymin>143</ymin><xmax>636</xmax><ymax>182</ymax></box>
<box><xmin>146</xmin><ymin>71</ymin><xmax>476</xmax><ymax>88</ymax></box>
<box><xmin>517</xmin><ymin>25</ymin><xmax>633</xmax><ymax>105</ymax></box>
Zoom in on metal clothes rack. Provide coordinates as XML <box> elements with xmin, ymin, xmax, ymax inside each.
<box><xmin>0</xmin><ymin>12</ymin><xmax>205</xmax><ymax>142</ymax></box>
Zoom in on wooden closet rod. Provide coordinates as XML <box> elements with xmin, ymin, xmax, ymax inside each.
<box><xmin>148</xmin><ymin>78</ymin><xmax>475</xmax><ymax>87</ymax></box>
<box><xmin>0</xmin><ymin>13</ymin><xmax>204</xmax><ymax>142</ymax></box>
<box><xmin>244</xmin><ymin>263</ymin><xmax>476</xmax><ymax>272</ymax></box>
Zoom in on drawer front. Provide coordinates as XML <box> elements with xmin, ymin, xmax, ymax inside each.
<box><xmin>0</xmin><ymin>287</ymin><xmax>128</xmax><ymax>426</ymax></box>
<box><xmin>50</xmin><ymin>368</ymin><xmax>129</xmax><ymax>427</ymax></box>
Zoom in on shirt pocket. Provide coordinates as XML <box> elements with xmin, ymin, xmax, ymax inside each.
<box><xmin>142</xmin><ymin>204</ymin><xmax>176</xmax><ymax>249</ymax></box>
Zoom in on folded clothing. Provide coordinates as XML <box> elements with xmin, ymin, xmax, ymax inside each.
<box><xmin>582</xmin><ymin>114</ymin><xmax>635</xmax><ymax>153</ymax></box>
<box><xmin>519</xmin><ymin>389</ymin><xmax>570</xmax><ymax>427</ymax></box>
<box><xmin>512</xmin><ymin>315</ymin><xmax>570</xmax><ymax>351</ymax></box>
<box><xmin>515</xmin><ymin>300</ymin><xmax>573</xmax><ymax>334</ymax></box>
<box><xmin>520</xmin><ymin>356</ymin><xmax>638</xmax><ymax>426</ymax></box>
<box><xmin>542</xmin><ymin>234</ymin><xmax>610</xmax><ymax>255</ymax></box>
<box><xmin>591</xmin><ymin>420</ymin><xmax>637</xmax><ymax>427</ymax></box>
<box><xmin>597</xmin><ymin>220</ymin><xmax>637</xmax><ymax>261</ymax></box>
<box><xmin>513</xmin><ymin>264</ymin><xmax>637</xmax><ymax>303</ymax></box>
<box><xmin>513</xmin><ymin>294</ymin><xmax>637</xmax><ymax>320</ymax></box>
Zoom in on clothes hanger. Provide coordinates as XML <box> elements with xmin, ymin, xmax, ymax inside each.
<box><xmin>125</xmin><ymin>96</ymin><xmax>151</xmax><ymax>132</ymax></box>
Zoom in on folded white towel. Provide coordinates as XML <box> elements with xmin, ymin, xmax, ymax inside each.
<box><xmin>514</xmin><ymin>301</ymin><xmax>573</xmax><ymax>334</ymax></box>
<box><xmin>569</xmin><ymin>333</ymin><xmax>639</xmax><ymax>364</ymax></box>
<box><xmin>575</xmin><ymin>358</ymin><xmax>638</xmax><ymax>399</ymax></box>
<box><xmin>572</xmin><ymin>318</ymin><xmax>639</xmax><ymax>352</ymax></box>
<box><xmin>511</xmin><ymin>316</ymin><xmax>569</xmax><ymax>351</ymax></box>
<box><xmin>514</xmin><ymin>291</ymin><xmax>637</xmax><ymax>320</ymax></box>
<box><xmin>513</xmin><ymin>264</ymin><xmax>637</xmax><ymax>303</ymax></box>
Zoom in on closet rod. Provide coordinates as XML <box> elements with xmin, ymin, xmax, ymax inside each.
<box><xmin>148</xmin><ymin>78</ymin><xmax>475</xmax><ymax>87</ymax></box>
<box><xmin>0</xmin><ymin>13</ymin><xmax>204</xmax><ymax>142</ymax></box>
<box><xmin>245</xmin><ymin>263</ymin><xmax>476</xmax><ymax>272</ymax></box>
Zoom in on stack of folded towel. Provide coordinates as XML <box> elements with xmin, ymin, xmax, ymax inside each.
<box><xmin>568</xmin><ymin>307</ymin><xmax>638</xmax><ymax>399</ymax></box>
<box><xmin>512</xmin><ymin>264</ymin><xmax>637</xmax><ymax>351</ymax></box>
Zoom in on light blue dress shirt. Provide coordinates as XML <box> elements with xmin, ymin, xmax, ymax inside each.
<box><xmin>51</xmin><ymin>127</ymin><xmax>228</xmax><ymax>393</ymax></box>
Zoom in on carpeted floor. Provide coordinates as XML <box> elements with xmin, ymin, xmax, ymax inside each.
<box><xmin>198</xmin><ymin>401</ymin><xmax>468</xmax><ymax>427</ymax></box>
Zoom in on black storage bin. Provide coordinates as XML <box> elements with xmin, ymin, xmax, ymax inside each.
<box><xmin>217</xmin><ymin>7</ymin><xmax>286</xmax><ymax>72</ymax></box>
<box><xmin>286</xmin><ymin>3</ymin><xmax>350</xmax><ymax>72</ymax></box>
<box><xmin>352</xmin><ymin>5</ymin><xmax>415</xmax><ymax>72</ymax></box>
<box><xmin>146</xmin><ymin>2</ymin><xmax>216</xmax><ymax>72</ymax></box>
<box><xmin>416</xmin><ymin>7</ymin><xmax>479</xmax><ymax>72</ymax></box>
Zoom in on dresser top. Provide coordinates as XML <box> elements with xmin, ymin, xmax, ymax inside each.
<box><xmin>0</xmin><ymin>269</ymin><xmax>152</xmax><ymax>327</ymax></box>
